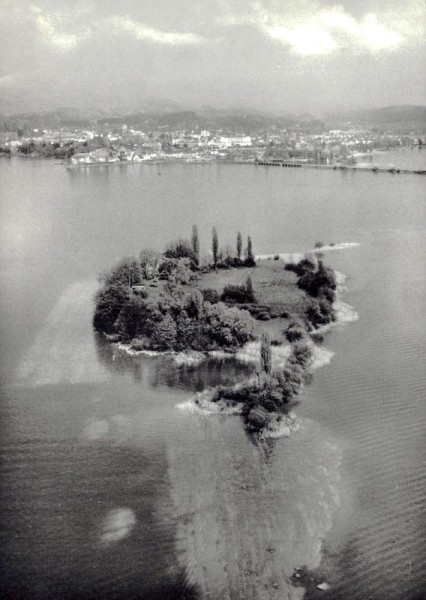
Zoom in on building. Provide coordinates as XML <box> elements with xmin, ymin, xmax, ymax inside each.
<box><xmin>219</xmin><ymin>136</ymin><xmax>252</xmax><ymax>148</ymax></box>
<box><xmin>0</xmin><ymin>131</ymin><xmax>18</xmax><ymax>143</ymax></box>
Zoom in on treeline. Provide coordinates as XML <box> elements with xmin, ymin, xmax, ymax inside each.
<box><xmin>93</xmin><ymin>226</ymin><xmax>257</xmax><ymax>351</ymax></box>
<box><xmin>13</xmin><ymin>138</ymin><xmax>106</xmax><ymax>160</ymax></box>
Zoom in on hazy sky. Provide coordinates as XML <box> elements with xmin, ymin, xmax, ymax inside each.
<box><xmin>0</xmin><ymin>0</ymin><xmax>425</xmax><ymax>115</ymax></box>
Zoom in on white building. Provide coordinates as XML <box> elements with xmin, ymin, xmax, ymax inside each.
<box><xmin>219</xmin><ymin>136</ymin><xmax>252</xmax><ymax>148</ymax></box>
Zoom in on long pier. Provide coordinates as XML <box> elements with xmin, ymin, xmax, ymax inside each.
<box><xmin>256</xmin><ymin>160</ymin><xmax>426</xmax><ymax>175</ymax></box>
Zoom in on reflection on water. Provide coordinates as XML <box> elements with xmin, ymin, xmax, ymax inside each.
<box><xmin>167</xmin><ymin>412</ymin><xmax>342</xmax><ymax>600</ymax></box>
<box><xmin>95</xmin><ymin>332</ymin><xmax>254</xmax><ymax>391</ymax></box>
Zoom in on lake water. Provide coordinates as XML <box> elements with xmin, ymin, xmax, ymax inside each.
<box><xmin>1</xmin><ymin>150</ymin><xmax>425</xmax><ymax>599</ymax></box>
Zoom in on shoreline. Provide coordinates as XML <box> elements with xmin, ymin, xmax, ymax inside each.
<box><xmin>114</xmin><ymin>264</ymin><xmax>356</xmax><ymax>438</ymax></box>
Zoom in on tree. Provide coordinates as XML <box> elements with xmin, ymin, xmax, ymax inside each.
<box><xmin>114</xmin><ymin>296</ymin><xmax>157</xmax><ymax>341</ymax></box>
<box><xmin>212</xmin><ymin>227</ymin><xmax>218</xmax><ymax>267</ymax></box>
<box><xmin>139</xmin><ymin>248</ymin><xmax>161</xmax><ymax>279</ymax></box>
<box><xmin>101</xmin><ymin>257</ymin><xmax>142</xmax><ymax>288</ymax></box>
<box><xmin>245</xmin><ymin>236</ymin><xmax>255</xmax><ymax>266</ymax></box>
<box><xmin>164</xmin><ymin>239</ymin><xmax>197</xmax><ymax>268</ymax></box>
<box><xmin>202</xmin><ymin>302</ymin><xmax>254</xmax><ymax>348</ymax></box>
<box><xmin>245</xmin><ymin>406</ymin><xmax>271</xmax><ymax>432</ymax></box>
<box><xmin>237</xmin><ymin>231</ymin><xmax>242</xmax><ymax>261</ymax></box>
<box><xmin>187</xmin><ymin>289</ymin><xmax>204</xmax><ymax>320</ymax></box>
<box><xmin>168</xmin><ymin>258</ymin><xmax>194</xmax><ymax>285</ymax></box>
<box><xmin>191</xmin><ymin>225</ymin><xmax>200</xmax><ymax>266</ymax></box>
<box><xmin>152</xmin><ymin>314</ymin><xmax>177</xmax><ymax>350</ymax></box>
<box><xmin>93</xmin><ymin>284</ymin><xmax>130</xmax><ymax>334</ymax></box>
<box><xmin>246</xmin><ymin>276</ymin><xmax>254</xmax><ymax>302</ymax></box>
<box><xmin>260</xmin><ymin>332</ymin><xmax>272</xmax><ymax>374</ymax></box>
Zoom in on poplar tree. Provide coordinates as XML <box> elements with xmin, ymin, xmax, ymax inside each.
<box><xmin>260</xmin><ymin>332</ymin><xmax>272</xmax><ymax>374</ymax></box>
<box><xmin>246</xmin><ymin>235</ymin><xmax>254</xmax><ymax>265</ymax></box>
<box><xmin>191</xmin><ymin>224</ymin><xmax>200</xmax><ymax>266</ymax></box>
<box><xmin>212</xmin><ymin>227</ymin><xmax>218</xmax><ymax>267</ymax></box>
<box><xmin>246</xmin><ymin>276</ymin><xmax>254</xmax><ymax>302</ymax></box>
<box><xmin>237</xmin><ymin>231</ymin><xmax>242</xmax><ymax>261</ymax></box>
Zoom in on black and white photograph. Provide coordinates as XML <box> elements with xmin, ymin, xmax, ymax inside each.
<box><xmin>0</xmin><ymin>1</ymin><xmax>425</xmax><ymax>598</ymax></box>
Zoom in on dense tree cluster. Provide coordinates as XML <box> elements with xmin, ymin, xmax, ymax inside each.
<box><xmin>211</xmin><ymin>336</ymin><xmax>314</xmax><ymax>432</ymax></box>
<box><xmin>93</xmin><ymin>231</ymin><xmax>256</xmax><ymax>351</ymax></box>
<box><xmin>221</xmin><ymin>277</ymin><xmax>256</xmax><ymax>304</ymax></box>
<box><xmin>285</xmin><ymin>255</ymin><xmax>337</xmax><ymax>328</ymax></box>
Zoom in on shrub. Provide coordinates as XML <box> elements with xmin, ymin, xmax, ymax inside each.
<box><xmin>318</xmin><ymin>286</ymin><xmax>335</xmax><ymax>304</ymax></box>
<box><xmin>202</xmin><ymin>302</ymin><xmax>254</xmax><ymax>349</ymax></box>
<box><xmin>256</xmin><ymin>312</ymin><xmax>271</xmax><ymax>321</ymax></box>
<box><xmin>278</xmin><ymin>380</ymin><xmax>295</xmax><ymax>403</ymax></box>
<box><xmin>245</xmin><ymin>406</ymin><xmax>271</xmax><ymax>432</ymax></box>
<box><xmin>159</xmin><ymin>258</ymin><xmax>178</xmax><ymax>279</ymax></box>
<box><xmin>244</xmin><ymin>257</ymin><xmax>256</xmax><ymax>267</ymax></box>
<box><xmin>130</xmin><ymin>336</ymin><xmax>151</xmax><ymax>351</ymax></box>
<box><xmin>305</xmin><ymin>297</ymin><xmax>335</xmax><ymax>328</ymax></box>
<box><xmin>159</xmin><ymin>258</ymin><xmax>194</xmax><ymax>284</ymax></box>
<box><xmin>294</xmin><ymin>257</ymin><xmax>317</xmax><ymax>277</ymax></box>
<box><xmin>284</xmin><ymin>262</ymin><xmax>297</xmax><ymax>272</ymax></box>
<box><xmin>281</xmin><ymin>364</ymin><xmax>304</xmax><ymax>394</ymax></box>
<box><xmin>289</xmin><ymin>341</ymin><xmax>314</xmax><ymax>369</ymax></box>
<box><xmin>298</xmin><ymin>260</ymin><xmax>336</xmax><ymax>298</ymax></box>
<box><xmin>202</xmin><ymin>288</ymin><xmax>220</xmax><ymax>304</ymax></box>
<box><xmin>164</xmin><ymin>239</ymin><xmax>198</xmax><ymax>268</ymax></box>
<box><xmin>221</xmin><ymin>280</ymin><xmax>256</xmax><ymax>304</ymax></box>
<box><xmin>285</xmin><ymin>321</ymin><xmax>306</xmax><ymax>342</ymax></box>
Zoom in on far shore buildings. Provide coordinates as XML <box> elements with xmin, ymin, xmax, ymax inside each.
<box><xmin>219</xmin><ymin>135</ymin><xmax>252</xmax><ymax>148</ymax></box>
<box><xmin>0</xmin><ymin>131</ymin><xmax>18</xmax><ymax>143</ymax></box>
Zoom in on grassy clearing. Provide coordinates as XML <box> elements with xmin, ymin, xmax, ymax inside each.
<box><xmin>127</xmin><ymin>257</ymin><xmax>309</xmax><ymax>345</ymax></box>
<box><xmin>192</xmin><ymin>258</ymin><xmax>308</xmax><ymax>342</ymax></box>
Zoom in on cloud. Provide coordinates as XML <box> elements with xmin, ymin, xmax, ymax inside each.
<box><xmin>105</xmin><ymin>15</ymin><xmax>204</xmax><ymax>46</ymax></box>
<box><xmin>264</xmin><ymin>23</ymin><xmax>337</xmax><ymax>56</ymax></box>
<box><xmin>31</xmin><ymin>7</ymin><xmax>204</xmax><ymax>52</ymax></box>
<box><xmin>318</xmin><ymin>9</ymin><xmax>404</xmax><ymax>52</ymax></box>
<box><xmin>35</xmin><ymin>12</ymin><xmax>91</xmax><ymax>51</ymax></box>
<box><xmin>219</xmin><ymin>1</ymin><xmax>417</xmax><ymax>56</ymax></box>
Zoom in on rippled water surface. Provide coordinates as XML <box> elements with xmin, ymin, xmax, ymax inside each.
<box><xmin>1</xmin><ymin>151</ymin><xmax>425</xmax><ymax>599</ymax></box>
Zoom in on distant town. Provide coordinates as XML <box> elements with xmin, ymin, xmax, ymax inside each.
<box><xmin>0</xmin><ymin>105</ymin><xmax>424</xmax><ymax>168</ymax></box>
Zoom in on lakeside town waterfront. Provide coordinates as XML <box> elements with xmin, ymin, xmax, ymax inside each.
<box><xmin>1</xmin><ymin>107</ymin><xmax>425</xmax><ymax>170</ymax></box>
<box><xmin>1</xmin><ymin>151</ymin><xmax>426</xmax><ymax>599</ymax></box>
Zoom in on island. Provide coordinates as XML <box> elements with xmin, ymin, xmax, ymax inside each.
<box><xmin>93</xmin><ymin>227</ymin><xmax>337</xmax><ymax>435</ymax></box>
